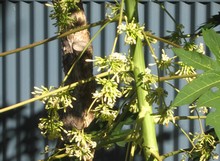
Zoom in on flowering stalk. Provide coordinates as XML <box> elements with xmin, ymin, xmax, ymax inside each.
<box><xmin>124</xmin><ymin>0</ymin><xmax>160</xmax><ymax>160</ymax></box>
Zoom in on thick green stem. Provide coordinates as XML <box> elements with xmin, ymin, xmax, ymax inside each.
<box><xmin>124</xmin><ymin>0</ymin><xmax>159</xmax><ymax>160</ymax></box>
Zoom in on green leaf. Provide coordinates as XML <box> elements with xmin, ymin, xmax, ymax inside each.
<box><xmin>197</xmin><ymin>88</ymin><xmax>220</xmax><ymax>107</ymax></box>
<box><xmin>116</xmin><ymin>140</ymin><xmax>127</xmax><ymax>147</ymax></box>
<box><xmin>172</xmin><ymin>70</ymin><xmax>220</xmax><ymax>106</ymax></box>
<box><xmin>203</xmin><ymin>29</ymin><xmax>220</xmax><ymax>63</ymax></box>
<box><xmin>173</xmin><ymin>48</ymin><xmax>217</xmax><ymax>71</ymax></box>
<box><xmin>206</xmin><ymin>108</ymin><xmax>220</xmax><ymax>139</ymax></box>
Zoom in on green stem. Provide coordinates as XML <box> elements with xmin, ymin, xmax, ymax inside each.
<box><xmin>0</xmin><ymin>16</ymin><xmax>119</xmax><ymax>57</ymax></box>
<box><xmin>0</xmin><ymin>71</ymin><xmax>112</xmax><ymax>113</ymax></box>
<box><xmin>195</xmin><ymin>109</ymin><xmax>205</xmax><ymax>134</ymax></box>
<box><xmin>159</xmin><ymin>74</ymin><xmax>197</xmax><ymax>81</ymax></box>
<box><xmin>158</xmin><ymin>2</ymin><xmax>187</xmax><ymax>44</ymax></box>
<box><xmin>111</xmin><ymin>0</ymin><xmax>125</xmax><ymax>54</ymax></box>
<box><xmin>0</xmin><ymin>70</ymin><xmax>198</xmax><ymax>114</ymax></box>
<box><xmin>173</xmin><ymin>122</ymin><xmax>195</xmax><ymax>148</ymax></box>
<box><xmin>95</xmin><ymin>130</ymin><xmax>135</xmax><ymax>150</ymax></box>
<box><xmin>143</xmin><ymin>31</ymin><xmax>182</xmax><ymax>48</ymax></box>
<box><xmin>174</xmin><ymin>115</ymin><xmax>206</xmax><ymax>121</ymax></box>
<box><xmin>124</xmin><ymin>0</ymin><xmax>159</xmax><ymax>160</ymax></box>
<box><xmin>161</xmin><ymin>148</ymin><xmax>188</xmax><ymax>159</ymax></box>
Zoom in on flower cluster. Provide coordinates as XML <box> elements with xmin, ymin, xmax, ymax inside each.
<box><xmin>138</xmin><ymin>68</ymin><xmax>157</xmax><ymax>91</ymax></box>
<box><xmin>92</xmin><ymin>52</ymin><xmax>134</xmax><ymax>123</ymax></box>
<box><xmin>32</xmin><ymin>86</ymin><xmax>75</xmax><ymax>140</ymax></box>
<box><xmin>129</xmin><ymin>98</ymin><xmax>139</xmax><ymax>113</ymax></box>
<box><xmin>177</xmin><ymin>43</ymin><xmax>204</xmax><ymax>82</ymax></box>
<box><xmin>117</xmin><ymin>16</ymin><xmax>145</xmax><ymax>44</ymax></box>
<box><xmin>147</xmin><ymin>87</ymin><xmax>168</xmax><ymax>105</ymax></box>
<box><xmin>38</xmin><ymin>114</ymin><xmax>64</xmax><ymax>140</ymax></box>
<box><xmin>185</xmin><ymin>43</ymin><xmax>205</xmax><ymax>55</ymax></box>
<box><xmin>149</xmin><ymin>49</ymin><xmax>176</xmax><ymax>76</ymax></box>
<box><xmin>189</xmin><ymin>104</ymin><xmax>211</xmax><ymax>114</ymax></box>
<box><xmin>155</xmin><ymin>107</ymin><xmax>176</xmax><ymax>126</ymax></box>
<box><xmin>175</xmin><ymin>62</ymin><xmax>196</xmax><ymax>82</ymax></box>
<box><xmin>184</xmin><ymin>133</ymin><xmax>219</xmax><ymax>161</ymax></box>
<box><xmin>65</xmin><ymin>129</ymin><xmax>96</xmax><ymax>161</ymax></box>
<box><xmin>157</xmin><ymin>49</ymin><xmax>176</xmax><ymax>74</ymax></box>
<box><xmin>49</xmin><ymin>0</ymin><xmax>80</xmax><ymax>32</ymax></box>
<box><xmin>94</xmin><ymin>52</ymin><xmax>131</xmax><ymax>73</ymax></box>
<box><xmin>94</xmin><ymin>104</ymin><xmax>118</xmax><ymax>122</ymax></box>
<box><xmin>105</xmin><ymin>0</ymin><xmax>121</xmax><ymax>19</ymax></box>
<box><xmin>32</xmin><ymin>86</ymin><xmax>75</xmax><ymax>112</ymax></box>
<box><xmin>95</xmin><ymin>78</ymin><xmax>122</xmax><ymax>107</ymax></box>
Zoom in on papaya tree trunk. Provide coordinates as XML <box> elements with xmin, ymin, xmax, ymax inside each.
<box><xmin>52</xmin><ymin>0</ymin><xmax>95</xmax><ymax>148</ymax></box>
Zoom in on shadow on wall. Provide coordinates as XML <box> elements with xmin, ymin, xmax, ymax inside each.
<box><xmin>0</xmin><ymin>104</ymin><xmax>46</xmax><ymax>161</ymax></box>
<box><xmin>0</xmin><ymin>103</ymin><xmax>129</xmax><ymax>161</ymax></box>
<box><xmin>0</xmin><ymin>103</ymin><xmax>176</xmax><ymax>161</ymax></box>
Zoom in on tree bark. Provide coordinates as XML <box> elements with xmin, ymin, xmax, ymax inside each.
<box><xmin>52</xmin><ymin>0</ymin><xmax>95</xmax><ymax>147</ymax></box>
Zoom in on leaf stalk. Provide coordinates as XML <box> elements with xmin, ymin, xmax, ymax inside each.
<box><xmin>124</xmin><ymin>0</ymin><xmax>159</xmax><ymax>160</ymax></box>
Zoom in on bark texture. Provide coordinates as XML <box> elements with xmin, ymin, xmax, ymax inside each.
<box><xmin>52</xmin><ymin>0</ymin><xmax>95</xmax><ymax>146</ymax></box>
<box><xmin>61</xmin><ymin>1</ymin><xmax>94</xmax><ymax>131</ymax></box>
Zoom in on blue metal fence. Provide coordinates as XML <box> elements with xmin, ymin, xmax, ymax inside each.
<box><xmin>0</xmin><ymin>1</ymin><xmax>220</xmax><ymax>161</ymax></box>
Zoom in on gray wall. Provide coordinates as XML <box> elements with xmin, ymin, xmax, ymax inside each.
<box><xmin>0</xmin><ymin>0</ymin><xmax>220</xmax><ymax>161</ymax></box>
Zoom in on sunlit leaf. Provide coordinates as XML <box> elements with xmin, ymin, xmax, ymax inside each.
<box><xmin>173</xmin><ymin>48</ymin><xmax>218</xmax><ymax>71</ymax></box>
<box><xmin>172</xmin><ymin>70</ymin><xmax>220</xmax><ymax>106</ymax></box>
<box><xmin>203</xmin><ymin>29</ymin><xmax>220</xmax><ymax>63</ymax></box>
<box><xmin>197</xmin><ymin>88</ymin><xmax>220</xmax><ymax>107</ymax></box>
<box><xmin>206</xmin><ymin>108</ymin><xmax>220</xmax><ymax>139</ymax></box>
